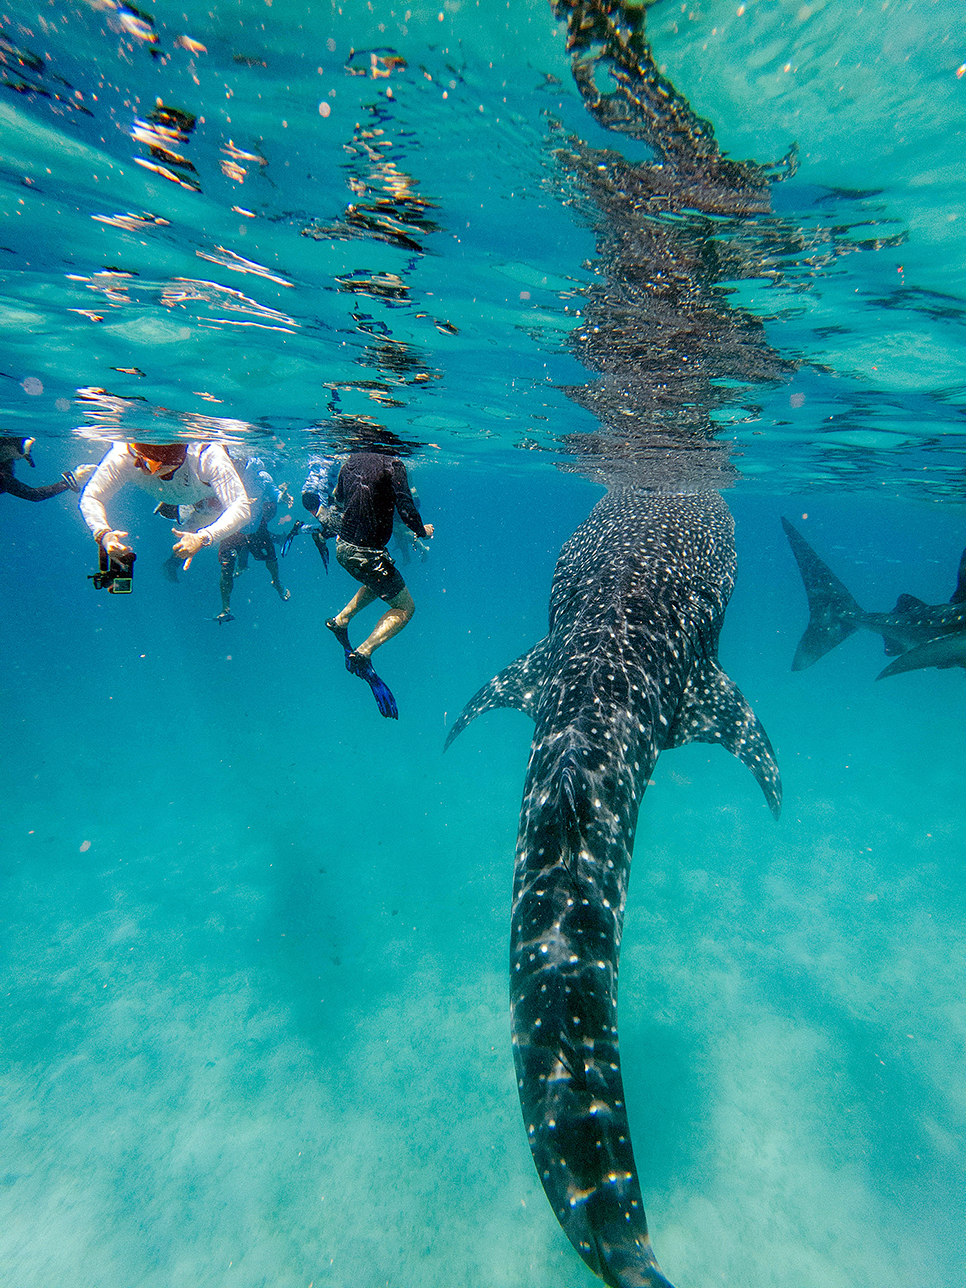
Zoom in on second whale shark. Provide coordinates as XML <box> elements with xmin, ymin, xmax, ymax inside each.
<box><xmin>447</xmin><ymin>487</ymin><xmax>781</xmax><ymax>1288</ymax></box>
<box><xmin>782</xmin><ymin>517</ymin><xmax>966</xmax><ymax>678</ymax></box>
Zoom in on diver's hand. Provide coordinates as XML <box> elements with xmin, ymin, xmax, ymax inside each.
<box><xmin>422</xmin><ymin>523</ymin><xmax>434</xmax><ymax>539</ymax></box>
<box><xmin>172</xmin><ymin>528</ymin><xmax>210</xmax><ymax>570</ymax></box>
<box><xmin>63</xmin><ymin>463</ymin><xmax>97</xmax><ymax>492</ymax></box>
<box><xmin>100</xmin><ymin>530</ymin><xmax>132</xmax><ymax>557</ymax></box>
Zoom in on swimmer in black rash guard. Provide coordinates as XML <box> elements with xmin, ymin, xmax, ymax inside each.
<box><xmin>324</xmin><ymin>449</ymin><xmax>434</xmax><ymax>719</ymax></box>
<box><xmin>0</xmin><ymin>437</ymin><xmax>95</xmax><ymax>501</ymax></box>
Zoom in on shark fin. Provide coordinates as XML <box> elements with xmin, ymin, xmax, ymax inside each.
<box><xmin>893</xmin><ymin>593</ymin><xmax>927</xmax><ymax>613</ymax></box>
<box><xmin>876</xmin><ymin>634</ymin><xmax>966</xmax><ymax>679</ymax></box>
<box><xmin>882</xmin><ymin>632</ymin><xmax>912</xmax><ymax>657</ymax></box>
<box><xmin>444</xmin><ymin>638</ymin><xmax>550</xmax><ymax>750</ymax></box>
<box><xmin>666</xmin><ymin>662</ymin><xmax>782</xmax><ymax>818</ymax></box>
<box><xmin>782</xmin><ymin>518</ymin><xmax>863</xmax><ymax>669</ymax></box>
<box><xmin>950</xmin><ymin>548</ymin><xmax>966</xmax><ymax>605</ymax></box>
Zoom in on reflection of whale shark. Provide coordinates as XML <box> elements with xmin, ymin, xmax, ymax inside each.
<box><xmin>447</xmin><ymin>487</ymin><xmax>781</xmax><ymax>1288</ymax></box>
<box><xmin>782</xmin><ymin>518</ymin><xmax>966</xmax><ymax>679</ymax></box>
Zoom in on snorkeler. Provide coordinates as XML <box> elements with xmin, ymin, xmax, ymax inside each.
<box><xmin>0</xmin><ymin>436</ymin><xmax>95</xmax><ymax>501</ymax></box>
<box><xmin>324</xmin><ymin>447</ymin><xmax>433</xmax><ymax>719</ymax></box>
<box><xmin>288</xmin><ymin>454</ymin><xmax>344</xmax><ymax>568</ymax></box>
<box><xmin>215</xmin><ymin>458</ymin><xmax>291</xmax><ymax>623</ymax></box>
<box><xmin>79</xmin><ymin>441</ymin><xmax>251</xmax><ymax>571</ymax></box>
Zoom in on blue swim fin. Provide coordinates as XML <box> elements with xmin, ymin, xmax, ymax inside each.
<box><xmin>347</xmin><ymin>651</ymin><xmax>398</xmax><ymax>720</ymax></box>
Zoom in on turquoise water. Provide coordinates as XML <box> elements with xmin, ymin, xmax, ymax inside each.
<box><xmin>1</xmin><ymin>1</ymin><xmax>965</xmax><ymax>1285</ymax></box>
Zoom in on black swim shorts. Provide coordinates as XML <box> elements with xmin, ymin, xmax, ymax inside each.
<box><xmin>219</xmin><ymin>523</ymin><xmax>276</xmax><ymax>566</ymax></box>
<box><xmin>335</xmin><ymin>537</ymin><xmax>405</xmax><ymax>601</ymax></box>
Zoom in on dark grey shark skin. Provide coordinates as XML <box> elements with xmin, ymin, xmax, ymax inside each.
<box><xmin>782</xmin><ymin>518</ymin><xmax>966</xmax><ymax>679</ymax></box>
<box><xmin>447</xmin><ymin>487</ymin><xmax>781</xmax><ymax>1288</ymax></box>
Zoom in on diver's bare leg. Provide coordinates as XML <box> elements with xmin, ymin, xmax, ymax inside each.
<box><xmin>354</xmin><ymin>587</ymin><xmax>414</xmax><ymax>658</ymax></box>
<box><xmin>266</xmin><ymin>556</ymin><xmax>289</xmax><ymax>601</ymax></box>
<box><xmin>332</xmin><ymin>584</ymin><xmax>378</xmax><ymax>628</ymax></box>
<box><xmin>219</xmin><ymin>551</ymin><xmax>236</xmax><ymax>614</ymax></box>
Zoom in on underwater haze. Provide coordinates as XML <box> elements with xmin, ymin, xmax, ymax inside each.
<box><xmin>0</xmin><ymin>1</ymin><xmax>965</xmax><ymax>1286</ymax></box>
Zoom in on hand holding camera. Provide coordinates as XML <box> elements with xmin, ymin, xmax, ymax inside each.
<box><xmin>90</xmin><ymin>537</ymin><xmax>136</xmax><ymax>594</ymax></box>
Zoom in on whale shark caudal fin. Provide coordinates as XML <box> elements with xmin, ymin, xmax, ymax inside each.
<box><xmin>876</xmin><ymin>633</ymin><xmax>966</xmax><ymax>679</ymax></box>
<box><xmin>781</xmin><ymin>517</ymin><xmax>864</xmax><ymax>670</ymax></box>
<box><xmin>443</xmin><ymin>638</ymin><xmax>551</xmax><ymax>750</ymax></box>
<box><xmin>664</xmin><ymin>660</ymin><xmax>782</xmax><ymax>818</ymax></box>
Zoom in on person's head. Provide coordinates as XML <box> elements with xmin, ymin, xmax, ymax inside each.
<box><xmin>132</xmin><ymin>442</ymin><xmax>187</xmax><ymax>478</ymax></box>
<box><xmin>0</xmin><ymin>436</ymin><xmax>35</xmax><ymax>466</ymax></box>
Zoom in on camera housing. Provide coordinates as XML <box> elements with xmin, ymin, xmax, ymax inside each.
<box><xmin>90</xmin><ymin>546</ymin><xmax>136</xmax><ymax>594</ymax></box>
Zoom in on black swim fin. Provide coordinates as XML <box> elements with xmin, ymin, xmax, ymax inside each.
<box><xmin>310</xmin><ymin>527</ymin><xmax>330</xmax><ymax>571</ymax></box>
<box><xmin>325</xmin><ymin>617</ymin><xmax>352</xmax><ymax>660</ymax></box>
<box><xmin>280</xmin><ymin>520</ymin><xmax>304</xmax><ymax>557</ymax></box>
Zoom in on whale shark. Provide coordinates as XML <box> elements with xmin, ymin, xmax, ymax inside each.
<box><xmin>447</xmin><ymin>487</ymin><xmax>781</xmax><ymax>1288</ymax></box>
<box><xmin>782</xmin><ymin>517</ymin><xmax>966</xmax><ymax>679</ymax></box>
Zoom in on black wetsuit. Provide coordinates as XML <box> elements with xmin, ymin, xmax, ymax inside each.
<box><xmin>333</xmin><ymin>453</ymin><xmax>427</xmax><ymax>548</ymax></box>
<box><xmin>0</xmin><ymin>460</ymin><xmax>70</xmax><ymax>502</ymax></box>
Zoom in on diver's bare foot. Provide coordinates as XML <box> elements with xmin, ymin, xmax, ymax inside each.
<box><xmin>326</xmin><ymin>617</ymin><xmax>351</xmax><ymax>652</ymax></box>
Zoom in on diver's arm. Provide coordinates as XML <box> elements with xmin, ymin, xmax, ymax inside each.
<box><xmin>79</xmin><ymin>445</ymin><xmax>137</xmax><ymax>551</ymax></box>
<box><xmin>3</xmin><ymin>474</ymin><xmax>71</xmax><ymax>501</ymax></box>
<box><xmin>390</xmin><ymin>460</ymin><xmax>430</xmax><ymax>538</ymax></box>
<box><xmin>194</xmin><ymin>444</ymin><xmax>251</xmax><ymax>542</ymax></box>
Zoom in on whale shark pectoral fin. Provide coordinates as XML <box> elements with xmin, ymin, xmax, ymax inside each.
<box><xmin>876</xmin><ymin>633</ymin><xmax>966</xmax><ymax>679</ymax></box>
<box><xmin>444</xmin><ymin>637</ymin><xmax>551</xmax><ymax>750</ymax></box>
<box><xmin>666</xmin><ymin>662</ymin><xmax>782</xmax><ymax>818</ymax></box>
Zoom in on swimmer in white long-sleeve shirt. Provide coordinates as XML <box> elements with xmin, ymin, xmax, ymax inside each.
<box><xmin>80</xmin><ymin>441</ymin><xmax>251</xmax><ymax>572</ymax></box>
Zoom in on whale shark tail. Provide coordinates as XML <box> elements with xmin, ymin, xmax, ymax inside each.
<box><xmin>782</xmin><ymin>517</ymin><xmax>864</xmax><ymax>670</ymax></box>
<box><xmin>589</xmin><ymin>1224</ymin><xmax>676</xmax><ymax>1288</ymax></box>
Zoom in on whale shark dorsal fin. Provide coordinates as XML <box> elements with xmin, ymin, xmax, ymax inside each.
<box><xmin>664</xmin><ymin>661</ymin><xmax>782</xmax><ymax>818</ymax></box>
<box><xmin>444</xmin><ymin>638</ymin><xmax>551</xmax><ymax>750</ymax></box>
<box><xmin>894</xmin><ymin>592</ymin><xmax>927</xmax><ymax>613</ymax></box>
